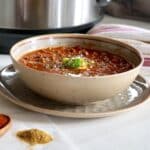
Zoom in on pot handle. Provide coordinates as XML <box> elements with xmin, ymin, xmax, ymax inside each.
<box><xmin>96</xmin><ymin>0</ymin><xmax>111</xmax><ymax>7</ymax></box>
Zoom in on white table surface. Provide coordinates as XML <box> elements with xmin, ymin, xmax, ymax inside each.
<box><xmin>0</xmin><ymin>53</ymin><xmax>150</xmax><ymax>150</ymax></box>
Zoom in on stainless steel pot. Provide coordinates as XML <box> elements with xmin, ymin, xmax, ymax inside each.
<box><xmin>0</xmin><ymin>0</ymin><xmax>110</xmax><ymax>30</ymax></box>
<box><xmin>0</xmin><ymin>0</ymin><xmax>110</xmax><ymax>54</ymax></box>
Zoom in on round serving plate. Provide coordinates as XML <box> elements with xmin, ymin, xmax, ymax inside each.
<box><xmin>0</xmin><ymin>65</ymin><xmax>149</xmax><ymax>118</ymax></box>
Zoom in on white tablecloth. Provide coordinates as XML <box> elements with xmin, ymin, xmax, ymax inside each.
<box><xmin>0</xmin><ymin>54</ymin><xmax>149</xmax><ymax>150</ymax></box>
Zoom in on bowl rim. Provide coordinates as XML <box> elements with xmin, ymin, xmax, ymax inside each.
<box><xmin>10</xmin><ymin>33</ymin><xmax>144</xmax><ymax>79</ymax></box>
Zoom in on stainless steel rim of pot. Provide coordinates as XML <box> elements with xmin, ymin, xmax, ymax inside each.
<box><xmin>0</xmin><ymin>0</ymin><xmax>110</xmax><ymax>30</ymax></box>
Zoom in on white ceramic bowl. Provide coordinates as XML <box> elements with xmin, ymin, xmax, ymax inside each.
<box><xmin>10</xmin><ymin>34</ymin><xmax>143</xmax><ymax>105</ymax></box>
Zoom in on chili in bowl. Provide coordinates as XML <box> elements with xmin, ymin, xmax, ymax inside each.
<box><xmin>10</xmin><ymin>34</ymin><xmax>143</xmax><ymax>105</ymax></box>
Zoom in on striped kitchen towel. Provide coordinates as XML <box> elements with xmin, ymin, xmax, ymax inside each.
<box><xmin>88</xmin><ymin>24</ymin><xmax>150</xmax><ymax>43</ymax></box>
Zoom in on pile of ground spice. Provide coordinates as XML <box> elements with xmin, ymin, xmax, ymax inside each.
<box><xmin>16</xmin><ymin>129</ymin><xmax>53</xmax><ymax>145</ymax></box>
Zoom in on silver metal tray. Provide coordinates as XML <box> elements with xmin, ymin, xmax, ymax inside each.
<box><xmin>0</xmin><ymin>65</ymin><xmax>149</xmax><ymax>118</ymax></box>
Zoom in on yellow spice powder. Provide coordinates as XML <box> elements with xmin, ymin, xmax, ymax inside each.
<box><xmin>16</xmin><ymin>129</ymin><xmax>53</xmax><ymax>145</ymax></box>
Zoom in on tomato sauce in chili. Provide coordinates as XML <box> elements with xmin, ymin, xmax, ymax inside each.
<box><xmin>19</xmin><ymin>46</ymin><xmax>133</xmax><ymax>76</ymax></box>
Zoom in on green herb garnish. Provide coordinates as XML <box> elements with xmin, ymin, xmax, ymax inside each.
<box><xmin>62</xmin><ymin>57</ymin><xmax>88</xmax><ymax>69</ymax></box>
